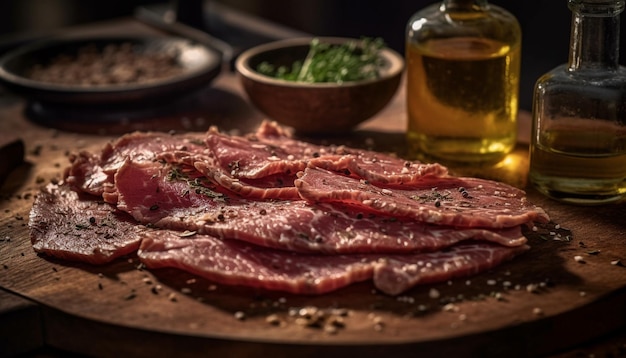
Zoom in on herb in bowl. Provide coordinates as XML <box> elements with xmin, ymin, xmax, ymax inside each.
<box><xmin>256</xmin><ymin>37</ymin><xmax>385</xmax><ymax>84</ymax></box>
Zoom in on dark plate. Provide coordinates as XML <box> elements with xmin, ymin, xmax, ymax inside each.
<box><xmin>0</xmin><ymin>35</ymin><xmax>222</xmax><ymax>105</ymax></box>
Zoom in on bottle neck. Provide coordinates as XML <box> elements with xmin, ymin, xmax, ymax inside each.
<box><xmin>441</xmin><ymin>0</ymin><xmax>489</xmax><ymax>11</ymax></box>
<box><xmin>568</xmin><ymin>0</ymin><xmax>625</xmax><ymax>70</ymax></box>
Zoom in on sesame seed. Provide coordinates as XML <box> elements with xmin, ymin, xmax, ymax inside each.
<box><xmin>429</xmin><ymin>288</ymin><xmax>440</xmax><ymax>299</ymax></box>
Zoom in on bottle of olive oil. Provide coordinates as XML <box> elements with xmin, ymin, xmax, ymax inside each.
<box><xmin>405</xmin><ymin>0</ymin><xmax>521</xmax><ymax>164</ymax></box>
<box><xmin>529</xmin><ymin>0</ymin><xmax>626</xmax><ymax>205</ymax></box>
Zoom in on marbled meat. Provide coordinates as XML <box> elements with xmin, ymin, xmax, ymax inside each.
<box><xmin>29</xmin><ymin>121</ymin><xmax>549</xmax><ymax>295</ymax></box>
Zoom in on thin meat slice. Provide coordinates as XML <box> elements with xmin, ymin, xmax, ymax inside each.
<box><xmin>138</xmin><ymin>230</ymin><xmax>529</xmax><ymax>295</ymax></box>
<box><xmin>158</xmin><ymin>150</ymin><xmax>300</xmax><ymax>200</ymax></box>
<box><xmin>308</xmin><ymin>154</ymin><xmax>449</xmax><ymax>186</ymax></box>
<box><xmin>114</xmin><ymin>159</ymin><xmax>528</xmax><ymax>254</ymax></box>
<box><xmin>29</xmin><ymin>184</ymin><xmax>143</xmax><ymax>265</ymax></box>
<box><xmin>373</xmin><ymin>243</ymin><xmax>529</xmax><ymax>295</ymax></box>
<box><xmin>65</xmin><ymin>131</ymin><xmax>207</xmax><ymax>198</ymax></box>
<box><xmin>137</xmin><ymin>231</ymin><xmax>373</xmax><ymax>295</ymax></box>
<box><xmin>206</xmin><ymin>120</ymin><xmax>446</xmax><ymax>182</ymax></box>
<box><xmin>194</xmin><ymin>160</ymin><xmax>300</xmax><ymax>200</ymax></box>
<box><xmin>205</xmin><ymin>126</ymin><xmax>311</xmax><ymax>179</ymax></box>
<box><xmin>295</xmin><ymin>167</ymin><xmax>550</xmax><ymax>229</ymax></box>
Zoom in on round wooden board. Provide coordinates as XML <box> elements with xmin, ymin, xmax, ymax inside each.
<box><xmin>1</xmin><ymin>75</ymin><xmax>626</xmax><ymax>358</ymax></box>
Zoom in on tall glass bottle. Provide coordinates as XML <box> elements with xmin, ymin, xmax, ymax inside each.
<box><xmin>405</xmin><ymin>0</ymin><xmax>521</xmax><ymax>164</ymax></box>
<box><xmin>529</xmin><ymin>0</ymin><xmax>626</xmax><ymax>205</ymax></box>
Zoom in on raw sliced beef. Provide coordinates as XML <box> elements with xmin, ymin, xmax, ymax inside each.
<box><xmin>308</xmin><ymin>154</ymin><xmax>449</xmax><ymax>186</ymax></box>
<box><xmin>65</xmin><ymin>131</ymin><xmax>207</xmax><ymax>198</ymax></box>
<box><xmin>205</xmin><ymin>121</ymin><xmax>447</xmax><ymax>183</ymax></box>
<box><xmin>373</xmin><ymin>243</ymin><xmax>529</xmax><ymax>295</ymax></box>
<box><xmin>295</xmin><ymin>167</ymin><xmax>550</xmax><ymax>229</ymax></box>
<box><xmin>138</xmin><ymin>229</ymin><xmax>529</xmax><ymax>295</ymax></box>
<box><xmin>29</xmin><ymin>184</ymin><xmax>143</xmax><ymax>265</ymax></box>
<box><xmin>158</xmin><ymin>149</ymin><xmax>300</xmax><ymax>200</ymax></box>
<box><xmin>113</xmin><ymin>159</ymin><xmax>528</xmax><ymax>254</ymax></box>
<box><xmin>30</xmin><ymin>121</ymin><xmax>551</xmax><ymax>296</ymax></box>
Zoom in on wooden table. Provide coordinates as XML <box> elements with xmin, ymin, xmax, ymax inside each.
<box><xmin>1</xmin><ymin>17</ymin><xmax>626</xmax><ymax>358</ymax></box>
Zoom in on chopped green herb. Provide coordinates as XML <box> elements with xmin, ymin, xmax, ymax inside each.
<box><xmin>166</xmin><ymin>166</ymin><xmax>227</xmax><ymax>201</ymax></box>
<box><xmin>257</xmin><ymin>37</ymin><xmax>386</xmax><ymax>83</ymax></box>
<box><xmin>75</xmin><ymin>223</ymin><xmax>90</xmax><ymax>230</ymax></box>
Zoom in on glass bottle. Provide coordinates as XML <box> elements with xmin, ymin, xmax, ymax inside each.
<box><xmin>529</xmin><ymin>0</ymin><xmax>626</xmax><ymax>205</ymax></box>
<box><xmin>405</xmin><ymin>0</ymin><xmax>521</xmax><ymax>165</ymax></box>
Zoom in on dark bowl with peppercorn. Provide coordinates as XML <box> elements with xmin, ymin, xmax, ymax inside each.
<box><xmin>235</xmin><ymin>37</ymin><xmax>404</xmax><ymax>135</ymax></box>
<box><xmin>0</xmin><ymin>35</ymin><xmax>222</xmax><ymax>105</ymax></box>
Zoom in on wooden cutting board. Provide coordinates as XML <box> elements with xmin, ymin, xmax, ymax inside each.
<box><xmin>1</xmin><ymin>75</ymin><xmax>626</xmax><ymax>358</ymax></box>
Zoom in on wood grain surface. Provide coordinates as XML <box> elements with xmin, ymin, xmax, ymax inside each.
<box><xmin>1</xmin><ymin>71</ymin><xmax>626</xmax><ymax>358</ymax></box>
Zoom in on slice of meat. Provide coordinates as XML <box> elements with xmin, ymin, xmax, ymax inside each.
<box><xmin>204</xmin><ymin>126</ymin><xmax>315</xmax><ymax>179</ymax></box>
<box><xmin>295</xmin><ymin>167</ymin><xmax>550</xmax><ymax>229</ymax></box>
<box><xmin>137</xmin><ymin>231</ymin><xmax>373</xmax><ymax>295</ymax></box>
<box><xmin>194</xmin><ymin>160</ymin><xmax>300</xmax><ymax>200</ymax></box>
<box><xmin>373</xmin><ymin>243</ymin><xmax>529</xmax><ymax>295</ymax></box>
<box><xmin>308</xmin><ymin>154</ymin><xmax>449</xmax><ymax>186</ymax></box>
<box><xmin>65</xmin><ymin>131</ymin><xmax>207</xmax><ymax>197</ymax></box>
<box><xmin>206</xmin><ymin>120</ymin><xmax>447</xmax><ymax>182</ymax></box>
<box><xmin>138</xmin><ymin>229</ymin><xmax>529</xmax><ymax>295</ymax></box>
<box><xmin>114</xmin><ymin>159</ymin><xmax>528</xmax><ymax>254</ymax></box>
<box><xmin>28</xmin><ymin>184</ymin><xmax>143</xmax><ymax>265</ymax></box>
<box><xmin>157</xmin><ymin>149</ymin><xmax>300</xmax><ymax>200</ymax></box>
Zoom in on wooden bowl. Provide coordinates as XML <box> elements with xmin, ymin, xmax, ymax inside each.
<box><xmin>235</xmin><ymin>37</ymin><xmax>404</xmax><ymax>134</ymax></box>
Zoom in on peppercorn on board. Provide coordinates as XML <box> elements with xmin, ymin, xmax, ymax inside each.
<box><xmin>1</xmin><ymin>76</ymin><xmax>626</xmax><ymax>358</ymax></box>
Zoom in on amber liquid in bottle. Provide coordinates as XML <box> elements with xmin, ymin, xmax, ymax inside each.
<box><xmin>530</xmin><ymin>102</ymin><xmax>626</xmax><ymax>204</ymax></box>
<box><xmin>405</xmin><ymin>3</ymin><xmax>521</xmax><ymax>164</ymax></box>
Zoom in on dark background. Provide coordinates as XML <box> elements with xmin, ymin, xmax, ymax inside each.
<box><xmin>0</xmin><ymin>0</ymin><xmax>622</xmax><ymax>111</ymax></box>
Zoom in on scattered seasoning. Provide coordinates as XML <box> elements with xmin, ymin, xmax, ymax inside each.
<box><xmin>526</xmin><ymin>283</ymin><xmax>540</xmax><ymax>293</ymax></box>
<box><xmin>368</xmin><ymin>313</ymin><xmax>385</xmax><ymax>332</ymax></box>
<box><xmin>167</xmin><ymin>167</ymin><xmax>227</xmax><ymax>201</ymax></box>
<box><xmin>574</xmin><ymin>255</ymin><xmax>586</xmax><ymax>263</ymax></box>
<box><xmin>429</xmin><ymin>288</ymin><xmax>440</xmax><ymax>299</ymax></box>
<box><xmin>149</xmin><ymin>204</ymin><xmax>159</xmax><ymax>211</ymax></box>
<box><xmin>611</xmin><ymin>259</ymin><xmax>624</xmax><ymax>266</ymax></box>
<box><xmin>458</xmin><ymin>187</ymin><xmax>471</xmax><ymax>198</ymax></box>
<box><xmin>410</xmin><ymin>189</ymin><xmax>452</xmax><ymax>205</ymax></box>
<box><xmin>265</xmin><ymin>314</ymin><xmax>283</xmax><ymax>326</ymax></box>
<box><xmin>532</xmin><ymin>307</ymin><xmax>544</xmax><ymax>316</ymax></box>
<box><xmin>234</xmin><ymin>311</ymin><xmax>247</xmax><ymax>321</ymax></box>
